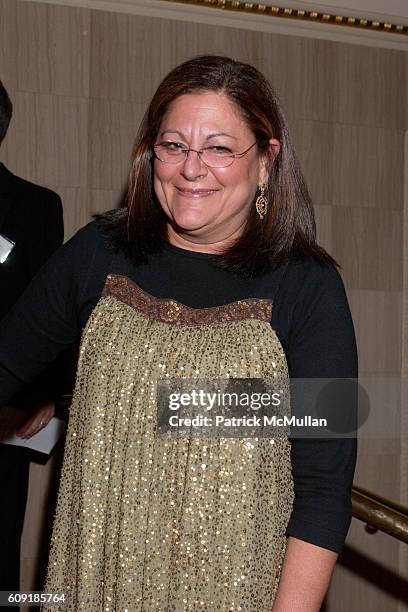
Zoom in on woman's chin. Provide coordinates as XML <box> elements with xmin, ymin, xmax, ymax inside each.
<box><xmin>171</xmin><ymin>212</ymin><xmax>211</xmax><ymax>234</ymax></box>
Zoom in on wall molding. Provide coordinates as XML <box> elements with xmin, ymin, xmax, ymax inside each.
<box><xmin>162</xmin><ymin>0</ymin><xmax>407</xmax><ymax>36</ymax></box>
<box><xmin>22</xmin><ymin>0</ymin><xmax>408</xmax><ymax>50</ymax></box>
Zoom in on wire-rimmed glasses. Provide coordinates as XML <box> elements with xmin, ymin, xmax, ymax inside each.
<box><xmin>153</xmin><ymin>141</ymin><xmax>258</xmax><ymax>168</ymax></box>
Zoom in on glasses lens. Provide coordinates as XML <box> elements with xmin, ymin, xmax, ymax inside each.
<box><xmin>154</xmin><ymin>144</ymin><xmax>186</xmax><ymax>164</ymax></box>
<box><xmin>153</xmin><ymin>144</ymin><xmax>234</xmax><ymax>167</ymax></box>
<box><xmin>201</xmin><ymin>148</ymin><xmax>233</xmax><ymax>168</ymax></box>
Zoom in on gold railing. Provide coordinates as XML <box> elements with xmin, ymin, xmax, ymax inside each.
<box><xmin>352</xmin><ymin>485</ymin><xmax>408</xmax><ymax>544</ymax></box>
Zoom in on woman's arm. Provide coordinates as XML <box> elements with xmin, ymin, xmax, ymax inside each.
<box><xmin>272</xmin><ymin>258</ymin><xmax>358</xmax><ymax>606</ymax></box>
<box><xmin>272</xmin><ymin>537</ymin><xmax>337</xmax><ymax>611</ymax></box>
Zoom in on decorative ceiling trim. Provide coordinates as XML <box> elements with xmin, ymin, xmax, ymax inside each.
<box><xmin>161</xmin><ymin>0</ymin><xmax>407</xmax><ymax>36</ymax></box>
<box><xmin>21</xmin><ymin>0</ymin><xmax>408</xmax><ymax>50</ymax></box>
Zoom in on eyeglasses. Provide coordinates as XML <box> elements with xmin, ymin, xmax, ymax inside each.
<box><xmin>153</xmin><ymin>141</ymin><xmax>258</xmax><ymax>168</ymax></box>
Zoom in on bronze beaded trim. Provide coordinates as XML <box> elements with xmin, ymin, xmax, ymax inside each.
<box><xmin>102</xmin><ymin>273</ymin><xmax>273</xmax><ymax>325</ymax></box>
<box><xmin>158</xmin><ymin>0</ymin><xmax>407</xmax><ymax>36</ymax></box>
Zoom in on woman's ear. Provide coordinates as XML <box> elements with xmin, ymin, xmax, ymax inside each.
<box><xmin>259</xmin><ymin>138</ymin><xmax>280</xmax><ymax>184</ymax></box>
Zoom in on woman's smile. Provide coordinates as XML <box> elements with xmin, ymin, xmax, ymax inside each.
<box><xmin>175</xmin><ymin>186</ymin><xmax>220</xmax><ymax>198</ymax></box>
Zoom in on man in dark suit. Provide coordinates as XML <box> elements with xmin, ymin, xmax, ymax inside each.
<box><xmin>0</xmin><ymin>79</ymin><xmax>64</xmax><ymax>595</ymax></box>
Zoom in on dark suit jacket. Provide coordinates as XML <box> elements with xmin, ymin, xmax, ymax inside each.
<box><xmin>0</xmin><ymin>162</ymin><xmax>64</xmax><ymax>411</ymax></box>
<box><xmin>0</xmin><ymin>162</ymin><xmax>63</xmax><ymax>319</ymax></box>
<box><xmin>0</xmin><ymin>164</ymin><xmax>63</xmax><ymax>592</ymax></box>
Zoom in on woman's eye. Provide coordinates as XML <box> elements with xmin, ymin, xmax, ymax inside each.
<box><xmin>162</xmin><ymin>141</ymin><xmax>186</xmax><ymax>151</ymax></box>
<box><xmin>207</xmin><ymin>146</ymin><xmax>232</xmax><ymax>155</ymax></box>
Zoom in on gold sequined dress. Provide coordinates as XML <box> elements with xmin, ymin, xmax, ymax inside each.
<box><xmin>43</xmin><ymin>273</ymin><xmax>294</xmax><ymax>612</ymax></box>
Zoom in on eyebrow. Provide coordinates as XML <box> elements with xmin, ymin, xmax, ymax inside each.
<box><xmin>159</xmin><ymin>130</ymin><xmax>238</xmax><ymax>141</ymax></box>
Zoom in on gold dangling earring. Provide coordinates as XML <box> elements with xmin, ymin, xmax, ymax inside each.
<box><xmin>255</xmin><ymin>184</ymin><xmax>268</xmax><ymax>220</ymax></box>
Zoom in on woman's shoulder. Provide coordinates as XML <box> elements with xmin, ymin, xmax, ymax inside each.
<box><xmin>41</xmin><ymin>212</ymin><xmax>123</xmax><ymax>291</ymax></box>
<box><xmin>274</xmin><ymin>252</ymin><xmax>357</xmax><ymax>377</ymax></box>
<box><xmin>273</xmin><ymin>251</ymin><xmax>350</xmax><ymax>338</ymax></box>
<box><xmin>283</xmin><ymin>251</ymin><xmax>346</xmax><ymax>298</ymax></box>
<box><xmin>63</xmin><ymin>209</ymin><xmax>124</xmax><ymax>257</ymax></box>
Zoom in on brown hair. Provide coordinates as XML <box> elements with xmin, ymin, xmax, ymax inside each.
<box><xmin>99</xmin><ymin>55</ymin><xmax>335</xmax><ymax>275</ymax></box>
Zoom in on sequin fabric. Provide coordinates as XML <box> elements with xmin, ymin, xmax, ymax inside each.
<box><xmin>43</xmin><ymin>274</ymin><xmax>294</xmax><ymax>612</ymax></box>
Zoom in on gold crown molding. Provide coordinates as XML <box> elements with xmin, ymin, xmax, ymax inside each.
<box><xmin>159</xmin><ymin>0</ymin><xmax>407</xmax><ymax>36</ymax></box>
<box><xmin>20</xmin><ymin>0</ymin><xmax>408</xmax><ymax>50</ymax></box>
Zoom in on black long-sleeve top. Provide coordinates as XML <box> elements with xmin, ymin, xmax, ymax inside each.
<box><xmin>0</xmin><ymin>218</ymin><xmax>357</xmax><ymax>553</ymax></box>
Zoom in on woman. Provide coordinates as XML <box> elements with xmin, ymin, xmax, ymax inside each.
<box><xmin>0</xmin><ymin>56</ymin><xmax>357</xmax><ymax>611</ymax></box>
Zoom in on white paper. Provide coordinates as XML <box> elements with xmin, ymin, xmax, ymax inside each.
<box><xmin>0</xmin><ymin>233</ymin><xmax>15</xmax><ymax>263</ymax></box>
<box><xmin>2</xmin><ymin>417</ymin><xmax>66</xmax><ymax>455</ymax></box>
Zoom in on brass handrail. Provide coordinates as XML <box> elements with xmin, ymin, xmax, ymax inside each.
<box><xmin>352</xmin><ymin>485</ymin><xmax>408</xmax><ymax>544</ymax></box>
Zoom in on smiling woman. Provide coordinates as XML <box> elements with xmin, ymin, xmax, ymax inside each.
<box><xmin>0</xmin><ymin>56</ymin><xmax>357</xmax><ymax>612</ymax></box>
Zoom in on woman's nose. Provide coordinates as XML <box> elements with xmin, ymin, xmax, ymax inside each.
<box><xmin>181</xmin><ymin>150</ymin><xmax>208</xmax><ymax>180</ymax></box>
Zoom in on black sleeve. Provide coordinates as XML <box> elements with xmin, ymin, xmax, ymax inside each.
<box><xmin>276</xmin><ymin>259</ymin><xmax>358</xmax><ymax>553</ymax></box>
<box><xmin>0</xmin><ymin>222</ymin><xmax>106</xmax><ymax>405</ymax></box>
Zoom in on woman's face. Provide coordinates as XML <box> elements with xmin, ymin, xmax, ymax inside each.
<box><xmin>153</xmin><ymin>91</ymin><xmax>274</xmax><ymax>251</ymax></box>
